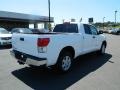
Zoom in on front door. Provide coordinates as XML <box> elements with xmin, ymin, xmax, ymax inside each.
<box><xmin>83</xmin><ymin>24</ymin><xmax>93</xmax><ymax>53</ymax></box>
<box><xmin>90</xmin><ymin>25</ymin><xmax>99</xmax><ymax>50</ymax></box>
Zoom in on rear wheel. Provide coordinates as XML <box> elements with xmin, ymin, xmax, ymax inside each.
<box><xmin>56</xmin><ymin>51</ymin><xmax>73</xmax><ymax>72</ymax></box>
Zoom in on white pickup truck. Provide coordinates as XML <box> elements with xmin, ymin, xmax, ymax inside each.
<box><xmin>10</xmin><ymin>23</ymin><xmax>107</xmax><ymax>72</ymax></box>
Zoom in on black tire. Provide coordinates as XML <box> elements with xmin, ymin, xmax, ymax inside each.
<box><xmin>55</xmin><ymin>51</ymin><xmax>73</xmax><ymax>73</ymax></box>
<box><xmin>97</xmin><ymin>43</ymin><xmax>106</xmax><ymax>55</ymax></box>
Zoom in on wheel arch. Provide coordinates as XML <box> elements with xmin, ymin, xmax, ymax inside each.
<box><xmin>54</xmin><ymin>46</ymin><xmax>75</xmax><ymax>72</ymax></box>
<box><xmin>58</xmin><ymin>46</ymin><xmax>75</xmax><ymax>59</ymax></box>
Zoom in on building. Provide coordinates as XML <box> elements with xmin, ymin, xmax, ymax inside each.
<box><xmin>0</xmin><ymin>11</ymin><xmax>54</xmax><ymax>31</ymax></box>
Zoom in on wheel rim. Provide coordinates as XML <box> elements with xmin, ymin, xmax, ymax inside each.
<box><xmin>101</xmin><ymin>45</ymin><xmax>105</xmax><ymax>54</ymax></box>
<box><xmin>62</xmin><ymin>56</ymin><xmax>71</xmax><ymax>71</ymax></box>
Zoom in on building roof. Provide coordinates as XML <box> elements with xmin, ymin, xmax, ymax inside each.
<box><xmin>0</xmin><ymin>11</ymin><xmax>54</xmax><ymax>23</ymax></box>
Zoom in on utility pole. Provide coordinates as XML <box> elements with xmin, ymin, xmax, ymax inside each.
<box><xmin>103</xmin><ymin>17</ymin><xmax>105</xmax><ymax>30</ymax></box>
<box><xmin>48</xmin><ymin>0</ymin><xmax>51</xmax><ymax>31</ymax></box>
<box><xmin>115</xmin><ymin>10</ymin><xmax>117</xmax><ymax>28</ymax></box>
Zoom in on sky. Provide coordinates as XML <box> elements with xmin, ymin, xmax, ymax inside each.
<box><xmin>0</xmin><ymin>0</ymin><xmax>120</xmax><ymax>24</ymax></box>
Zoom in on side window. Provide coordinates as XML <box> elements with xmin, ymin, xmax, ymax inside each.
<box><xmin>90</xmin><ymin>26</ymin><xmax>98</xmax><ymax>35</ymax></box>
<box><xmin>84</xmin><ymin>24</ymin><xmax>92</xmax><ymax>34</ymax></box>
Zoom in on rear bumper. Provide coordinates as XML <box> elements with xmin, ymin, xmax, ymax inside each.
<box><xmin>10</xmin><ymin>50</ymin><xmax>47</xmax><ymax>66</ymax></box>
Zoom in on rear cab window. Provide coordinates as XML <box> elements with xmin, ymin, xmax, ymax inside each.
<box><xmin>53</xmin><ymin>23</ymin><xmax>78</xmax><ymax>33</ymax></box>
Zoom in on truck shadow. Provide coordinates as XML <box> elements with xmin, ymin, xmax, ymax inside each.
<box><xmin>12</xmin><ymin>53</ymin><xmax>112</xmax><ymax>90</ymax></box>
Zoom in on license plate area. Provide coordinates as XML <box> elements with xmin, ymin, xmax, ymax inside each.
<box><xmin>15</xmin><ymin>51</ymin><xmax>27</xmax><ymax>62</ymax></box>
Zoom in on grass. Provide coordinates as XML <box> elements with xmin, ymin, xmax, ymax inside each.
<box><xmin>115</xmin><ymin>26</ymin><xmax>120</xmax><ymax>28</ymax></box>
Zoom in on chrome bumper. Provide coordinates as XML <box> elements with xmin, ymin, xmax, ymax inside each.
<box><xmin>10</xmin><ymin>50</ymin><xmax>47</xmax><ymax>66</ymax></box>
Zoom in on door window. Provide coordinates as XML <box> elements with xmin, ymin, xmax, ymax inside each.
<box><xmin>83</xmin><ymin>24</ymin><xmax>92</xmax><ymax>34</ymax></box>
<box><xmin>90</xmin><ymin>26</ymin><xmax>98</xmax><ymax>35</ymax></box>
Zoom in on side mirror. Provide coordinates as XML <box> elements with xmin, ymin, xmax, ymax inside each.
<box><xmin>98</xmin><ymin>31</ymin><xmax>103</xmax><ymax>34</ymax></box>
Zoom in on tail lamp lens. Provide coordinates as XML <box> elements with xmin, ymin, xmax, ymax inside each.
<box><xmin>37</xmin><ymin>38</ymin><xmax>50</xmax><ymax>47</ymax></box>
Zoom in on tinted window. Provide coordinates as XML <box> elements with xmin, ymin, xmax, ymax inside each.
<box><xmin>83</xmin><ymin>24</ymin><xmax>92</xmax><ymax>34</ymax></box>
<box><xmin>53</xmin><ymin>24</ymin><xmax>78</xmax><ymax>33</ymax></box>
<box><xmin>90</xmin><ymin>25</ymin><xmax>98</xmax><ymax>35</ymax></box>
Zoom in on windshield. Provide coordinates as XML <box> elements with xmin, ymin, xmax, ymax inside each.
<box><xmin>0</xmin><ymin>28</ymin><xmax>9</xmax><ymax>34</ymax></box>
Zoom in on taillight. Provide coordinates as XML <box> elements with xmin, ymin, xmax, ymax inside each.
<box><xmin>37</xmin><ymin>38</ymin><xmax>50</xmax><ymax>47</ymax></box>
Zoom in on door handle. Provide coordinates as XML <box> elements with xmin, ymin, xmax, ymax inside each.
<box><xmin>20</xmin><ymin>38</ymin><xmax>24</xmax><ymax>41</ymax></box>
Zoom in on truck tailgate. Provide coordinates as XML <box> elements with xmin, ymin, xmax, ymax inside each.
<box><xmin>12</xmin><ymin>34</ymin><xmax>39</xmax><ymax>57</ymax></box>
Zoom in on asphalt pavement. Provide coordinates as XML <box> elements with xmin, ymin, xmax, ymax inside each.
<box><xmin>0</xmin><ymin>34</ymin><xmax>120</xmax><ymax>90</ymax></box>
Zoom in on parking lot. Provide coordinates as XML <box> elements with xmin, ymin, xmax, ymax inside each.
<box><xmin>0</xmin><ymin>34</ymin><xmax>120</xmax><ymax>90</ymax></box>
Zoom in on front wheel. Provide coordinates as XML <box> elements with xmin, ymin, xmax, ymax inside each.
<box><xmin>98</xmin><ymin>44</ymin><xmax>106</xmax><ymax>55</ymax></box>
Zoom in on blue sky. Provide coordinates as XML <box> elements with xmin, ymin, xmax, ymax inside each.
<box><xmin>0</xmin><ymin>0</ymin><xmax>120</xmax><ymax>23</ymax></box>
